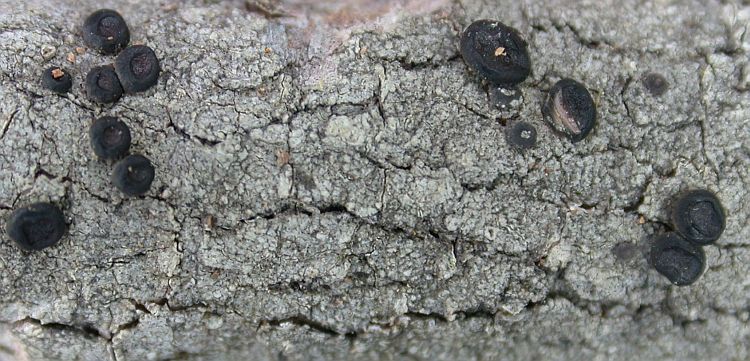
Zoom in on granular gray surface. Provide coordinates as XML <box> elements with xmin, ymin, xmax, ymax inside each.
<box><xmin>0</xmin><ymin>0</ymin><xmax>748</xmax><ymax>360</ymax></box>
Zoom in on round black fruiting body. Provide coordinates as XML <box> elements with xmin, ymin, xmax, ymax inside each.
<box><xmin>115</xmin><ymin>45</ymin><xmax>160</xmax><ymax>93</ymax></box>
<box><xmin>42</xmin><ymin>66</ymin><xmax>72</xmax><ymax>94</ymax></box>
<box><xmin>460</xmin><ymin>20</ymin><xmax>531</xmax><ymax>86</ymax></box>
<box><xmin>650</xmin><ymin>232</ymin><xmax>705</xmax><ymax>286</ymax></box>
<box><xmin>671</xmin><ymin>189</ymin><xmax>725</xmax><ymax>245</ymax></box>
<box><xmin>89</xmin><ymin>117</ymin><xmax>131</xmax><ymax>160</ymax></box>
<box><xmin>542</xmin><ymin>79</ymin><xmax>596</xmax><ymax>143</ymax></box>
<box><xmin>506</xmin><ymin>121</ymin><xmax>537</xmax><ymax>149</ymax></box>
<box><xmin>82</xmin><ymin>9</ymin><xmax>130</xmax><ymax>55</ymax></box>
<box><xmin>85</xmin><ymin>65</ymin><xmax>123</xmax><ymax>104</ymax></box>
<box><xmin>112</xmin><ymin>155</ymin><xmax>155</xmax><ymax>196</ymax></box>
<box><xmin>489</xmin><ymin>86</ymin><xmax>522</xmax><ymax>110</ymax></box>
<box><xmin>5</xmin><ymin>202</ymin><xmax>66</xmax><ymax>251</ymax></box>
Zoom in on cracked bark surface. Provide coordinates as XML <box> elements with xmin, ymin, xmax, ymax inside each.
<box><xmin>1</xmin><ymin>0</ymin><xmax>749</xmax><ymax>360</ymax></box>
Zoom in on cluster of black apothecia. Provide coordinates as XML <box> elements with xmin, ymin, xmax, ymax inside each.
<box><xmin>649</xmin><ymin>190</ymin><xmax>726</xmax><ymax>286</ymax></box>
<box><xmin>3</xmin><ymin>16</ymin><xmax>731</xmax><ymax>288</ymax></box>
<box><xmin>459</xmin><ymin>20</ymin><xmax>727</xmax><ymax>286</ymax></box>
<box><xmin>5</xmin><ymin>10</ymin><xmax>158</xmax><ymax>251</ymax></box>
<box><xmin>459</xmin><ymin>20</ymin><xmax>595</xmax><ymax>148</ymax></box>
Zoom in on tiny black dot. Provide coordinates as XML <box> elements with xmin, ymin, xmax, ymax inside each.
<box><xmin>82</xmin><ymin>9</ymin><xmax>130</xmax><ymax>55</ymax></box>
<box><xmin>611</xmin><ymin>242</ymin><xmax>639</xmax><ymax>262</ymax></box>
<box><xmin>642</xmin><ymin>72</ymin><xmax>669</xmax><ymax>97</ymax></box>
<box><xmin>5</xmin><ymin>202</ymin><xmax>67</xmax><ymax>251</ymax></box>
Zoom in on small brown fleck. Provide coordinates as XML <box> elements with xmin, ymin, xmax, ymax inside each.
<box><xmin>638</xmin><ymin>215</ymin><xmax>646</xmax><ymax>224</ymax></box>
<box><xmin>161</xmin><ymin>2</ymin><xmax>179</xmax><ymax>11</ymax></box>
<box><xmin>276</xmin><ymin>150</ymin><xmax>290</xmax><ymax>167</ymax></box>
<box><xmin>51</xmin><ymin>68</ymin><xmax>65</xmax><ymax>79</ymax></box>
<box><xmin>494</xmin><ymin>47</ymin><xmax>506</xmax><ymax>57</ymax></box>
<box><xmin>67</xmin><ymin>53</ymin><xmax>76</xmax><ymax>63</ymax></box>
<box><xmin>264</xmin><ymin>47</ymin><xmax>272</xmax><ymax>54</ymax></box>
<box><xmin>330</xmin><ymin>296</ymin><xmax>344</xmax><ymax>307</ymax></box>
<box><xmin>203</xmin><ymin>214</ymin><xmax>216</xmax><ymax>231</ymax></box>
<box><xmin>245</xmin><ymin>0</ymin><xmax>287</xmax><ymax>19</ymax></box>
<box><xmin>75</xmin><ymin>47</ymin><xmax>86</xmax><ymax>55</ymax></box>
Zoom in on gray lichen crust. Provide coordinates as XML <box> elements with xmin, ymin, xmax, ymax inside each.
<box><xmin>0</xmin><ymin>0</ymin><xmax>749</xmax><ymax>360</ymax></box>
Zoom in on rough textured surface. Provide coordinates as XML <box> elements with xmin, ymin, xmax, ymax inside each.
<box><xmin>0</xmin><ymin>0</ymin><xmax>749</xmax><ymax>360</ymax></box>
